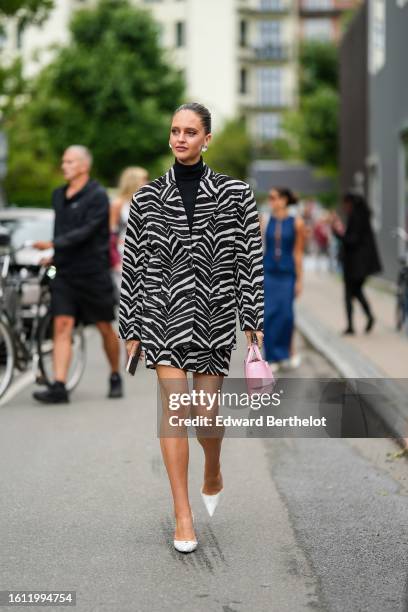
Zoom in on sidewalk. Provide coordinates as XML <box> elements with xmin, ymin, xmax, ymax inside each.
<box><xmin>295</xmin><ymin>267</ymin><xmax>408</xmax><ymax>440</ymax></box>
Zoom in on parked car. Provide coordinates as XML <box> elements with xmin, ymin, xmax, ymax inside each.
<box><xmin>0</xmin><ymin>207</ymin><xmax>54</xmax><ymax>308</ymax></box>
<box><xmin>0</xmin><ymin>207</ymin><xmax>54</xmax><ymax>265</ymax></box>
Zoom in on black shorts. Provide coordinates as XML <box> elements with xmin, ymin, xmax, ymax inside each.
<box><xmin>50</xmin><ymin>271</ymin><xmax>116</xmax><ymax>325</ymax></box>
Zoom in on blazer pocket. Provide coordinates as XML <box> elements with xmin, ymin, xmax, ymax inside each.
<box><xmin>209</xmin><ymin>290</ymin><xmax>235</xmax><ymax>304</ymax></box>
<box><xmin>215</xmin><ymin>211</ymin><xmax>235</xmax><ymax>218</ymax></box>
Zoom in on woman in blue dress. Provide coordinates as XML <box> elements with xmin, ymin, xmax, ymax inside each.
<box><xmin>261</xmin><ymin>187</ymin><xmax>305</xmax><ymax>371</ymax></box>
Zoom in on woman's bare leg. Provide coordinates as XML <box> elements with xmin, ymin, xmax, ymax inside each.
<box><xmin>156</xmin><ymin>364</ymin><xmax>195</xmax><ymax>542</ymax></box>
<box><xmin>193</xmin><ymin>373</ymin><xmax>225</xmax><ymax>495</ymax></box>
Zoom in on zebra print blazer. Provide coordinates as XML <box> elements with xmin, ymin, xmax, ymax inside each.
<box><xmin>118</xmin><ymin>162</ymin><xmax>264</xmax><ymax>350</ymax></box>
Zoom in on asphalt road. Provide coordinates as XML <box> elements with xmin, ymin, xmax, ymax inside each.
<box><xmin>0</xmin><ymin>326</ymin><xmax>407</xmax><ymax>612</ymax></box>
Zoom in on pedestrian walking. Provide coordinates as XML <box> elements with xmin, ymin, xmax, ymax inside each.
<box><xmin>118</xmin><ymin>103</ymin><xmax>264</xmax><ymax>553</ymax></box>
<box><xmin>32</xmin><ymin>145</ymin><xmax>123</xmax><ymax>403</ymax></box>
<box><xmin>260</xmin><ymin>187</ymin><xmax>305</xmax><ymax>372</ymax></box>
<box><xmin>110</xmin><ymin>166</ymin><xmax>149</xmax><ymax>292</ymax></box>
<box><xmin>313</xmin><ymin>212</ymin><xmax>331</xmax><ymax>272</ymax></box>
<box><xmin>331</xmin><ymin>192</ymin><xmax>382</xmax><ymax>335</ymax></box>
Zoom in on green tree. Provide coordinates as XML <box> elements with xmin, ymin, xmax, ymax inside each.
<box><xmin>0</xmin><ymin>0</ymin><xmax>53</xmax><ymax>19</ymax></box>
<box><xmin>4</xmin><ymin>110</ymin><xmax>61</xmax><ymax>207</ymax></box>
<box><xmin>299</xmin><ymin>40</ymin><xmax>338</xmax><ymax>97</ymax></box>
<box><xmin>204</xmin><ymin>119</ymin><xmax>251</xmax><ymax>180</ymax></box>
<box><xmin>277</xmin><ymin>40</ymin><xmax>339</xmax><ymax>177</ymax></box>
<box><xmin>29</xmin><ymin>0</ymin><xmax>184</xmax><ymax>183</ymax></box>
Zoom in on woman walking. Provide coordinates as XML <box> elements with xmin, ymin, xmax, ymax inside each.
<box><xmin>261</xmin><ymin>187</ymin><xmax>305</xmax><ymax>371</ymax></box>
<box><xmin>118</xmin><ymin>103</ymin><xmax>264</xmax><ymax>553</ymax></box>
<box><xmin>110</xmin><ymin>166</ymin><xmax>149</xmax><ymax>291</ymax></box>
<box><xmin>331</xmin><ymin>192</ymin><xmax>382</xmax><ymax>334</ymax></box>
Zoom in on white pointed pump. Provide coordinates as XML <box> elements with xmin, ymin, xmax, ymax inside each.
<box><xmin>173</xmin><ymin>538</ymin><xmax>198</xmax><ymax>553</ymax></box>
<box><xmin>200</xmin><ymin>486</ymin><xmax>224</xmax><ymax>517</ymax></box>
<box><xmin>173</xmin><ymin>512</ymin><xmax>197</xmax><ymax>554</ymax></box>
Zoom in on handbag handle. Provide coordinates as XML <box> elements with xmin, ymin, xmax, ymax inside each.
<box><xmin>246</xmin><ymin>342</ymin><xmax>263</xmax><ymax>363</ymax></box>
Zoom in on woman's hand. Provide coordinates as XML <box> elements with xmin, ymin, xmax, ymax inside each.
<box><xmin>295</xmin><ymin>279</ymin><xmax>303</xmax><ymax>298</ymax></box>
<box><xmin>125</xmin><ymin>339</ymin><xmax>142</xmax><ymax>359</ymax></box>
<box><xmin>330</xmin><ymin>212</ymin><xmax>344</xmax><ymax>236</ymax></box>
<box><xmin>244</xmin><ymin>330</ymin><xmax>264</xmax><ymax>349</ymax></box>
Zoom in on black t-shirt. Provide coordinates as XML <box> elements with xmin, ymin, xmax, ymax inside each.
<box><xmin>52</xmin><ymin>179</ymin><xmax>110</xmax><ymax>276</ymax></box>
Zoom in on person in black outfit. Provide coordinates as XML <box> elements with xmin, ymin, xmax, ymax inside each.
<box><xmin>32</xmin><ymin>145</ymin><xmax>123</xmax><ymax>403</ymax></box>
<box><xmin>331</xmin><ymin>192</ymin><xmax>382</xmax><ymax>335</ymax></box>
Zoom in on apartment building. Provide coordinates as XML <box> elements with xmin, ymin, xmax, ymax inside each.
<box><xmin>2</xmin><ymin>0</ymin><xmax>299</xmax><ymax>143</ymax></box>
<box><xmin>299</xmin><ymin>0</ymin><xmax>361</xmax><ymax>42</ymax></box>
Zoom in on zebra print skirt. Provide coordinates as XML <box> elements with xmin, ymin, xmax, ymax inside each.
<box><xmin>144</xmin><ymin>346</ymin><xmax>233</xmax><ymax>376</ymax></box>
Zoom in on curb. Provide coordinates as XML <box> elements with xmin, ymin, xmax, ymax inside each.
<box><xmin>296</xmin><ymin>303</ymin><xmax>408</xmax><ymax>442</ymax></box>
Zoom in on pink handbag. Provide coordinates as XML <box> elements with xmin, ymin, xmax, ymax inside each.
<box><xmin>245</xmin><ymin>342</ymin><xmax>275</xmax><ymax>395</ymax></box>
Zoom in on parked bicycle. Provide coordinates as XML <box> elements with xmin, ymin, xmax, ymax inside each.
<box><xmin>394</xmin><ymin>227</ymin><xmax>408</xmax><ymax>334</ymax></box>
<box><xmin>0</xmin><ymin>231</ymin><xmax>87</xmax><ymax>398</ymax></box>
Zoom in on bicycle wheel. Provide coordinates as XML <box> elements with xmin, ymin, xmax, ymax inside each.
<box><xmin>0</xmin><ymin>317</ymin><xmax>15</xmax><ymax>398</ymax></box>
<box><xmin>37</xmin><ymin>311</ymin><xmax>87</xmax><ymax>392</ymax></box>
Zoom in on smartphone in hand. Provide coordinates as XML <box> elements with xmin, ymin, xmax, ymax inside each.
<box><xmin>126</xmin><ymin>342</ymin><xmax>142</xmax><ymax>376</ymax></box>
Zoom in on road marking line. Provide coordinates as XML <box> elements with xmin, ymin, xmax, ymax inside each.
<box><xmin>0</xmin><ymin>370</ymin><xmax>35</xmax><ymax>407</ymax></box>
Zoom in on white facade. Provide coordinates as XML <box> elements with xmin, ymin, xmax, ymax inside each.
<box><xmin>3</xmin><ymin>0</ymin><xmax>77</xmax><ymax>77</ymax></box>
<box><xmin>3</xmin><ymin>0</ymin><xmax>299</xmax><ymax>141</ymax></box>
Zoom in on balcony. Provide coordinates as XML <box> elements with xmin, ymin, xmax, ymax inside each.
<box><xmin>239</xmin><ymin>1</ymin><xmax>292</xmax><ymax>16</ymax></box>
<box><xmin>253</xmin><ymin>44</ymin><xmax>291</xmax><ymax>61</ymax></box>
<box><xmin>240</xmin><ymin>95</ymin><xmax>294</xmax><ymax>111</ymax></box>
<box><xmin>239</xmin><ymin>44</ymin><xmax>293</xmax><ymax>64</ymax></box>
<box><xmin>299</xmin><ymin>1</ymin><xmax>342</xmax><ymax>16</ymax></box>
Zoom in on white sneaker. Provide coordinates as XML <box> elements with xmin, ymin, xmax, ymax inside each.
<box><xmin>281</xmin><ymin>354</ymin><xmax>302</xmax><ymax>370</ymax></box>
<box><xmin>267</xmin><ymin>361</ymin><xmax>281</xmax><ymax>373</ymax></box>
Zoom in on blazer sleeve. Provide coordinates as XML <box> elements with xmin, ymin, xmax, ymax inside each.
<box><xmin>233</xmin><ymin>186</ymin><xmax>264</xmax><ymax>332</ymax></box>
<box><xmin>118</xmin><ymin>193</ymin><xmax>151</xmax><ymax>341</ymax></box>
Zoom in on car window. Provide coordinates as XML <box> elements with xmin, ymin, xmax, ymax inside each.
<box><xmin>0</xmin><ymin>217</ymin><xmax>53</xmax><ymax>249</ymax></box>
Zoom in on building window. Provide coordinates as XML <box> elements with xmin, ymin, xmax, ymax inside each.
<box><xmin>302</xmin><ymin>0</ymin><xmax>333</xmax><ymax>9</ymax></box>
<box><xmin>240</xmin><ymin>20</ymin><xmax>248</xmax><ymax>47</ymax></box>
<box><xmin>256</xmin><ymin>113</ymin><xmax>282</xmax><ymax>140</ymax></box>
<box><xmin>259</xmin><ymin>20</ymin><xmax>281</xmax><ymax>46</ymax></box>
<box><xmin>260</xmin><ymin>0</ymin><xmax>285</xmax><ymax>10</ymax></box>
<box><xmin>367</xmin><ymin>157</ymin><xmax>382</xmax><ymax>232</ymax></box>
<box><xmin>257</xmin><ymin>67</ymin><xmax>284</xmax><ymax>106</ymax></box>
<box><xmin>240</xmin><ymin>68</ymin><xmax>248</xmax><ymax>94</ymax></box>
<box><xmin>303</xmin><ymin>18</ymin><xmax>333</xmax><ymax>40</ymax></box>
<box><xmin>175</xmin><ymin>21</ymin><xmax>185</xmax><ymax>47</ymax></box>
<box><xmin>369</xmin><ymin>0</ymin><xmax>386</xmax><ymax>74</ymax></box>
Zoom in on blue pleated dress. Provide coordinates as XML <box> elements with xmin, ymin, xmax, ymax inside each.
<box><xmin>263</xmin><ymin>215</ymin><xmax>296</xmax><ymax>363</ymax></box>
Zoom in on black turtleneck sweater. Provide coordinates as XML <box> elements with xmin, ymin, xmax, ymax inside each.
<box><xmin>173</xmin><ymin>156</ymin><xmax>204</xmax><ymax>235</ymax></box>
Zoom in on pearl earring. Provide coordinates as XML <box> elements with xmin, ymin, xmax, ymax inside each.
<box><xmin>202</xmin><ymin>145</ymin><xmax>208</xmax><ymax>153</ymax></box>
<box><xmin>169</xmin><ymin>143</ymin><xmax>172</xmax><ymax>149</ymax></box>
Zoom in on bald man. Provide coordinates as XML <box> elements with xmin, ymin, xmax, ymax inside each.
<box><xmin>33</xmin><ymin>145</ymin><xmax>123</xmax><ymax>403</ymax></box>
